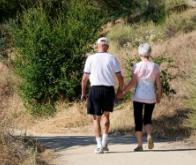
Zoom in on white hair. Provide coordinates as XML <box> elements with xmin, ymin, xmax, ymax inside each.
<box><xmin>138</xmin><ymin>43</ymin><xmax>151</xmax><ymax>57</ymax></box>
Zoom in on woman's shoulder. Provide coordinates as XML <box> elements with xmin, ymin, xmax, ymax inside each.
<box><xmin>148</xmin><ymin>61</ymin><xmax>159</xmax><ymax>68</ymax></box>
<box><xmin>133</xmin><ymin>61</ymin><xmax>141</xmax><ymax>68</ymax></box>
<box><xmin>135</xmin><ymin>61</ymin><xmax>143</xmax><ymax>66</ymax></box>
<box><xmin>153</xmin><ymin>63</ymin><xmax>160</xmax><ymax>69</ymax></box>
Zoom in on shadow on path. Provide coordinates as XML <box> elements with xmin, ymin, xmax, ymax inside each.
<box><xmin>33</xmin><ymin>135</ymin><xmax>196</xmax><ymax>152</ymax></box>
<box><xmin>35</xmin><ymin>135</ymin><xmax>135</xmax><ymax>151</ymax></box>
<box><xmin>107</xmin><ymin>148</ymin><xmax>196</xmax><ymax>154</ymax></box>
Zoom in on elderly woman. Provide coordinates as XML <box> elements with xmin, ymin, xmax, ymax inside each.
<box><xmin>118</xmin><ymin>43</ymin><xmax>162</xmax><ymax>151</ymax></box>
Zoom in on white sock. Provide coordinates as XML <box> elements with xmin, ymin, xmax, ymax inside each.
<box><xmin>102</xmin><ymin>134</ymin><xmax>108</xmax><ymax>147</ymax></box>
<box><xmin>96</xmin><ymin>137</ymin><xmax>102</xmax><ymax>148</ymax></box>
<box><xmin>147</xmin><ymin>134</ymin><xmax>152</xmax><ymax>139</ymax></box>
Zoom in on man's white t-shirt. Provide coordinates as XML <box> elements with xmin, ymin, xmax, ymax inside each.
<box><xmin>83</xmin><ymin>52</ymin><xmax>121</xmax><ymax>86</ymax></box>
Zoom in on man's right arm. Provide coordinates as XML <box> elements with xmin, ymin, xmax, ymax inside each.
<box><xmin>81</xmin><ymin>56</ymin><xmax>91</xmax><ymax>100</ymax></box>
<box><xmin>81</xmin><ymin>73</ymin><xmax>89</xmax><ymax>100</ymax></box>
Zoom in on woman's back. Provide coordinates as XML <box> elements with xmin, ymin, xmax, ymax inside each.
<box><xmin>133</xmin><ymin>61</ymin><xmax>160</xmax><ymax>103</ymax></box>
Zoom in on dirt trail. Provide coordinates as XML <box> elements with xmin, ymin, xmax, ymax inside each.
<box><xmin>34</xmin><ymin>134</ymin><xmax>196</xmax><ymax>165</ymax></box>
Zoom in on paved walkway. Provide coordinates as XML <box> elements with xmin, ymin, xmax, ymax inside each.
<box><xmin>35</xmin><ymin>135</ymin><xmax>196</xmax><ymax>165</ymax></box>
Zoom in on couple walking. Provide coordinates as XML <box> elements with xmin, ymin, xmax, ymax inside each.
<box><xmin>81</xmin><ymin>37</ymin><xmax>162</xmax><ymax>154</ymax></box>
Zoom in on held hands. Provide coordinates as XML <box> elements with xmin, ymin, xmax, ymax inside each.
<box><xmin>156</xmin><ymin>95</ymin><xmax>161</xmax><ymax>103</ymax></box>
<box><xmin>116</xmin><ymin>89</ymin><xmax>125</xmax><ymax>100</ymax></box>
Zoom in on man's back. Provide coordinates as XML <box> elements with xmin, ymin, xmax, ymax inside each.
<box><xmin>84</xmin><ymin>52</ymin><xmax>120</xmax><ymax>87</ymax></box>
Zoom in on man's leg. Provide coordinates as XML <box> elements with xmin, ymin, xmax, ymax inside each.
<box><xmin>101</xmin><ymin>112</ymin><xmax>110</xmax><ymax>149</ymax></box>
<box><xmin>93</xmin><ymin>115</ymin><xmax>102</xmax><ymax>149</ymax></box>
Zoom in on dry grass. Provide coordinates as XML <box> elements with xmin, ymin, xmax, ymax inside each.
<box><xmin>108</xmin><ymin>8</ymin><xmax>196</xmax><ymax>60</ymax></box>
<box><xmin>0</xmin><ymin>62</ymin><xmax>52</xmax><ymax>165</ymax></box>
<box><xmin>26</xmin><ymin>101</ymin><xmax>91</xmax><ymax>135</ymax></box>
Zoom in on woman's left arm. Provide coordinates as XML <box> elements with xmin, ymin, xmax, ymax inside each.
<box><xmin>155</xmin><ymin>72</ymin><xmax>162</xmax><ymax>103</ymax></box>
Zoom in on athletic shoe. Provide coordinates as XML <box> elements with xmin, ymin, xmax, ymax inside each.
<box><xmin>134</xmin><ymin>146</ymin><xmax>143</xmax><ymax>152</ymax></box>
<box><xmin>94</xmin><ymin>147</ymin><xmax>104</xmax><ymax>154</ymax></box>
<box><xmin>147</xmin><ymin>135</ymin><xmax>154</xmax><ymax>149</ymax></box>
<box><xmin>102</xmin><ymin>145</ymin><xmax>109</xmax><ymax>152</ymax></box>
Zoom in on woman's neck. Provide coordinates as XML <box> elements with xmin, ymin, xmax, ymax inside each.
<box><xmin>141</xmin><ymin>57</ymin><xmax>150</xmax><ymax>62</ymax></box>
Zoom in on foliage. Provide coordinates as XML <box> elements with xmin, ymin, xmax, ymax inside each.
<box><xmin>164</xmin><ymin>9</ymin><xmax>196</xmax><ymax>37</ymax></box>
<box><xmin>94</xmin><ymin>0</ymin><xmax>166</xmax><ymax>23</ymax></box>
<box><xmin>11</xmin><ymin>0</ymin><xmax>104</xmax><ymax>116</ymax></box>
<box><xmin>0</xmin><ymin>0</ymin><xmax>69</xmax><ymax>22</ymax></box>
<box><xmin>108</xmin><ymin>22</ymin><xmax>163</xmax><ymax>47</ymax></box>
<box><xmin>0</xmin><ymin>0</ymin><xmax>34</xmax><ymax>22</ymax></box>
<box><xmin>108</xmin><ymin>9</ymin><xmax>196</xmax><ymax>47</ymax></box>
<box><xmin>165</xmin><ymin>0</ymin><xmax>186</xmax><ymax>12</ymax></box>
<box><xmin>154</xmin><ymin>56</ymin><xmax>177</xmax><ymax>96</ymax></box>
<box><xmin>0</xmin><ymin>28</ymin><xmax>5</xmax><ymax>59</ymax></box>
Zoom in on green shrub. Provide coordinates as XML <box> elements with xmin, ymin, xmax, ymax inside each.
<box><xmin>108</xmin><ymin>22</ymin><xmax>163</xmax><ymax>47</ymax></box>
<box><xmin>11</xmin><ymin>0</ymin><xmax>104</xmax><ymax>116</ymax></box>
<box><xmin>0</xmin><ymin>29</ymin><xmax>5</xmax><ymax>59</ymax></box>
<box><xmin>165</xmin><ymin>0</ymin><xmax>186</xmax><ymax>12</ymax></box>
<box><xmin>0</xmin><ymin>0</ymin><xmax>34</xmax><ymax>22</ymax></box>
<box><xmin>0</xmin><ymin>0</ymin><xmax>68</xmax><ymax>22</ymax></box>
<box><xmin>142</xmin><ymin>0</ymin><xmax>166</xmax><ymax>23</ymax></box>
<box><xmin>108</xmin><ymin>9</ymin><xmax>196</xmax><ymax>47</ymax></box>
<box><xmin>94</xmin><ymin>0</ymin><xmax>166</xmax><ymax>23</ymax></box>
<box><xmin>164</xmin><ymin>9</ymin><xmax>196</xmax><ymax>37</ymax></box>
<box><xmin>0</xmin><ymin>25</ymin><xmax>11</xmax><ymax>60</ymax></box>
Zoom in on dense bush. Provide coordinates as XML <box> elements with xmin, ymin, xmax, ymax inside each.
<box><xmin>11</xmin><ymin>0</ymin><xmax>104</xmax><ymax>115</ymax></box>
<box><xmin>0</xmin><ymin>0</ymin><xmax>68</xmax><ymax>22</ymax></box>
<box><xmin>0</xmin><ymin>0</ymin><xmax>34</xmax><ymax>22</ymax></box>
<box><xmin>0</xmin><ymin>28</ymin><xmax>5</xmax><ymax>59</ymax></box>
<box><xmin>94</xmin><ymin>0</ymin><xmax>166</xmax><ymax>23</ymax></box>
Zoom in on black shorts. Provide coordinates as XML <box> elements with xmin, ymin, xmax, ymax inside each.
<box><xmin>87</xmin><ymin>86</ymin><xmax>115</xmax><ymax>116</ymax></box>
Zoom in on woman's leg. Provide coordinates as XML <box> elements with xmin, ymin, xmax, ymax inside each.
<box><xmin>144</xmin><ymin>103</ymin><xmax>155</xmax><ymax>135</ymax></box>
<box><xmin>133</xmin><ymin>102</ymin><xmax>144</xmax><ymax>148</ymax></box>
<box><xmin>144</xmin><ymin>103</ymin><xmax>155</xmax><ymax>149</ymax></box>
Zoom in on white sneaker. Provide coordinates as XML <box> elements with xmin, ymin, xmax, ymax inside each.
<box><xmin>94</xmin><ymin>147</ymin><xmax>103</xmax><ymax>154</ymax></box>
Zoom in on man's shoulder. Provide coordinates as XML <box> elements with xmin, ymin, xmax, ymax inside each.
<box><xmin>106</xmin><ymin>52</ymin><xmax>115</xmax><ymax>57</ymax></box>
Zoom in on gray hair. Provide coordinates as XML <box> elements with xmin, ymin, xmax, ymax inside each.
<box><xmin>138</xmin><ymin>43</ymin><xmax>151</xmax><ymax>57</ymax></box>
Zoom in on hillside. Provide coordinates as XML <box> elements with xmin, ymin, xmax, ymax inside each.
<box><xmin>0</xmin><ymin>1</ymin><xmax>196</xmax><ymax>165</ymax></box>
<box><xmin>1</xmin><ymin>30</ymin><xmax>196</xmax><ymax>165</ymax></box>
<box><xmin>2</xmin><ymin>31</ymin><xmax>193</xmax><ymax>137</ymax></box>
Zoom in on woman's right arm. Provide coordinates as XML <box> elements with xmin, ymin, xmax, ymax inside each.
<box><xmin>123</xmin><ymin>74</ymin><xmax>137</xmax><ymax>94</ymax></box>
<box><xmin>117</xmin><ymin>75</ymin><xmax>136</xmax><ymax>99</ymax></box>
<box><xmin>155</xmin><ymin>72</ymin><xmax>162</xmax><ymax>103</ymax></box>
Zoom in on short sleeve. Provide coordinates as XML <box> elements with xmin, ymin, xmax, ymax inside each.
<box><xmin>155</xmin><ymin>64</ymin><xmax>160</xmax><ymax>76</ymax></box>
<box><xmin>112</xmin><ymin>57</ymin><xmax>121</xmax><ymax>73</ymax></box>
<box><xmin>83</xmin><ymin>56</ymin><xmax>92</xmax><ymax>74</ymax></box>
<box><xmin>132</xmin><ymin>64</ymin><xmax>136</xmax><ymax>73</ymax></box>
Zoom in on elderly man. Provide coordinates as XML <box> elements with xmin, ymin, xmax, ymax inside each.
<box><xmin>81</xmin><ymin>37</ymin><xmax>124</xmax><ymax>154</ymax></box>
